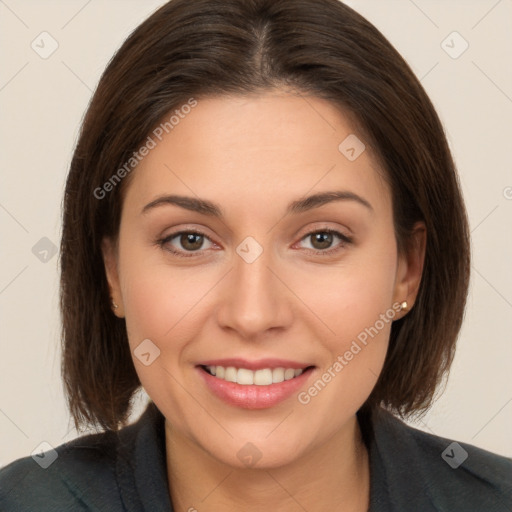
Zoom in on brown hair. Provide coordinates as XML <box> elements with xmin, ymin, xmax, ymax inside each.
<box><xmin>61</xmin><ymin>0</ymin><xmax>470</xmax><ymax>432</ymax></box>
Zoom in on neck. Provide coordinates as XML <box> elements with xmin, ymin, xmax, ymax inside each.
<box><xmin>165</xmin><ymin>414</ymin><xmax>370</xmax><ymax>512</ymax></box>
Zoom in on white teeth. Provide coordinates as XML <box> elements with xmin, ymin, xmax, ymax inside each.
<box><xmin>272</xmin><ymin>367</ymin><xmax>285</xmax><ymax>383</ymax></box>
<box><xmin>237</xmin><ymin>368</ymin><xmax>254</xmax><ymax>385</ymax></box>
<box><xmin>205</xmin><ymin>365</ymin><xmax>307</xmax><ymax>385</ymax></box>
<box><xmin>225</xmin><ymin>366</ymin><xmax>237</xmax><ymax>383</ymax></box>
<box><xmin>254</xmin><ymin>369</ymin><xmax>273</xmax><ymax>386</ymax></box>
<box><xmin>284</xmin><ymin>368</ymin><xmax>295</xmax><ymax>380</ymax></box>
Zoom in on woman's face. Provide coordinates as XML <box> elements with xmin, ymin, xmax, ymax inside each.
<box><xmin>104</xmin><ymin>91</ymin><xmax>423</xmax><ymax>468</ymax></box>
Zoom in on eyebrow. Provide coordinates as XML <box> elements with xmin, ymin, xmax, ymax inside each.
<box><xmin>141</xmin><ymin>190</ymin><xmax>373</xmax><ymax>217</ymax></box>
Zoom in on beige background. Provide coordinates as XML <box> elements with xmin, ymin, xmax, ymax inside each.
<box><xmin>1</xmin><ymin>0</ymin><xmax>511</xmax><ymax>466</ymax></box>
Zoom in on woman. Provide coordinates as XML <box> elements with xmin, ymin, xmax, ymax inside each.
<box><xmin>1</xmin><ymin>0</ymin><xmax>510</xmax><ymax>510</ymax></box>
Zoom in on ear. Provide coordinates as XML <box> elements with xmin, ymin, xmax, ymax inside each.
<box><xmin>393</xmin><ymin>221</ymin><xmax>427</xmax><ymax>317</ymax></box>
<box><xmin>101</xmin><ymin>236</ymin><xmax>124</xmax><ymax>317</ymax></box>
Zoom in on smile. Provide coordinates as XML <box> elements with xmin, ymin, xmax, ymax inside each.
<box><xmin>202</xmin><ymin>365</ymin><xmax>306</xmax><ymax>386</ymax></box>
<box><xmin>197</xmin><ymin>361</ymin><xmax>315</xmax><ymax>409</ymax></box>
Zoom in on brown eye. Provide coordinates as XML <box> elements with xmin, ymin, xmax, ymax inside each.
<box><xmin>179</xmin><ymin>233</ymin><xmax>204</xmax><ymax>251</ymax></box>
<box><xmin>159</xmin><ymin>230</ymin><xmax>214</xmax><ymax>257</ymax></box>
<box><xmin>310</xmin><ymin>232</ymin><xmax>335</xmax><ymax>250</ymax></box>
<box><xmin>298</xmin><ymin>229</ymin><xmax>352</xmax><ymax>256</ymax></box>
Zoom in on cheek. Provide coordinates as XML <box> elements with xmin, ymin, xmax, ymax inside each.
<box><xmin>115</xmin><ymin>235</ymin><xmax>185</xmax><ymax>372</ymax></box>
<box><xmin>339</xmin><ymin>245</ymin><xmax>398</xmax><ymax>359</ymax></box>
<box><xmin>117</xmin><ymin>259</ymin><xmax>195</xmax><ymax>412</ymax></box>
<box><xmin>294</xmin><ymin>238</ymin><xmax>398</xmax><ymax>409</ymax></box>
<box><xmin>121</xmin><ymin>272</ymin><xmax>180</xmax><ymax>343</ymax></box>
<box><xmin>297</xmin><ymin>234</ymin><xmax>398</xmax><ymax>339</ymax></box>
<box><xmin>117</xmin><ymin>248</ymin><xmax>221</xmax><ymax>380</ymax></box>
<box><xmin>117</xmin><ymin>234</ymin><xmax>206</xmax><ymax>343</ymax></box>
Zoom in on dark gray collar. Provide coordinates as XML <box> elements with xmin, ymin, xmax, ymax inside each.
<box><xmin>117</xmin><ymin>402</ymin><xmax>173</xmax><ymax>512</ymax></box>
<box><xmin>116</xmin><ymin>401</ymin><xmax>512</xmax><ymax>512</ymax></box>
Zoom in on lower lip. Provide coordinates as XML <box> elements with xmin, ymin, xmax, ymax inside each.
<box><xmin>197</xmin><ymin>366</ymin><xmax>314</xmax><ymax>409</ymax></box>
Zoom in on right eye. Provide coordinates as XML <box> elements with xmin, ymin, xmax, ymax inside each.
<box><xmin>158</xmin><ymin>230</ymin><xmax>215</xmax><ymax>258</ymax></box>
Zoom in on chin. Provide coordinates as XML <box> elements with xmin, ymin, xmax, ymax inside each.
<box><xmin>197</xmin><ymin>426</ymin><xmax>315</xmax><ymax>470</ymax></box>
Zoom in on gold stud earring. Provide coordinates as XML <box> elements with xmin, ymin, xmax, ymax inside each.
<box><xmin>400</xmin><ymin>301</ymin><xmax>408</xmax><ymax>312</ymax></box>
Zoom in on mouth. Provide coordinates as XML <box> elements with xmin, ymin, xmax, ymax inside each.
<box><xmin>196</xmin><ymin>359</ymin><xmax>316</xmax><ymax>409</ymax></box>
<box><xmin>199</xmin><ymin>364</ymin><xmax>315</xmax><ymax>386</ymax></box>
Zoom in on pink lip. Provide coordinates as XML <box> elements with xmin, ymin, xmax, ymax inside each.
<box><xmin>198</xmin><ymin>358</ymin><xmax>311</xmax><ymax>371</ymax></box>
<box><xmin>197</xmin><ymin>365</ymin><xmax>315</xmax><ymax>409</ymax></box>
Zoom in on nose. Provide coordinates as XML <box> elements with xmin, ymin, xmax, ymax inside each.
<box><xmin>216</xmin><ymin>243</ymin><xmax>293</xmax><ymax>340</ymax></box>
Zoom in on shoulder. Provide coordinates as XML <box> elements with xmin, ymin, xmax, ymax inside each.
<box><xmin>369</xmin><ymin>407</ymin><xmax>512</xmax><ymax>511</ymax></box>
<box><xmin>1</xmin><ymin>402</ymin><xmax>171</xmax><ymax>512</ymax></box>
<box><xmin>0</xmin><ymin>427</ymin><xmax>130</xmax><ymax>511</ymax></box>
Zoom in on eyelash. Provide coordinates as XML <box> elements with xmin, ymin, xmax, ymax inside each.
<box><xmin>156</xmin><ymin>228</ymin><xmax>353</xmax><ymax>259</ymax></box>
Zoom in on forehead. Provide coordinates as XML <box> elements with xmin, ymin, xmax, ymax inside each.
<box><xmin>123</xmin><ymin>92</ymin><xmax>391</xmax><ymax>219</ymax></box>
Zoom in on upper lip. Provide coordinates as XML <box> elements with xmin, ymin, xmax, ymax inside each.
<box><xmin>197</xmin><ymin>358</ymin><xmax>314</xmax><ymax>371</ymax></box>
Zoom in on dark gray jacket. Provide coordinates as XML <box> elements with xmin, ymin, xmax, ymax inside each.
<box><xmin>1</xmin><ymin>401</ymin><xmax>511</xmax><ymax>511</ymax></box>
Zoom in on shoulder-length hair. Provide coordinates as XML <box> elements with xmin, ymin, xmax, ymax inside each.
<box><xmin>61</xmin><ymin>0</ymin><xmax>470</xmax><ymax>432</ymax></box>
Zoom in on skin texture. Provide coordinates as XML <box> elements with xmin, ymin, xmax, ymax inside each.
<box><xmin>103</xmin><ymin>91</ymin><xmax>426</xmax><ymax>511</ymax></box>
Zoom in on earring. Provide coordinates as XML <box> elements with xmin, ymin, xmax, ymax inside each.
<box><xmin>400</xmin><ymin>301</ymin><xmax>408</xmax><ymax>312</ymax></box>
<box><xmin>112</xmin><ymin>299</ymin><xmax>119</xmax><ymax>310</ymax></box>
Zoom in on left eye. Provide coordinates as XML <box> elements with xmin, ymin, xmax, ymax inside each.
<box><xmin>298</xmin><ymin>229</ymin><xmax>351</xmax><ymax>254</ymax></box>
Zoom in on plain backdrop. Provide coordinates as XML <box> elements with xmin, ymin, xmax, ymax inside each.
<box><xmin>1</xmin><ymin>0</ymin><xmax>511</xmax><ymax>467</ymax></box>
